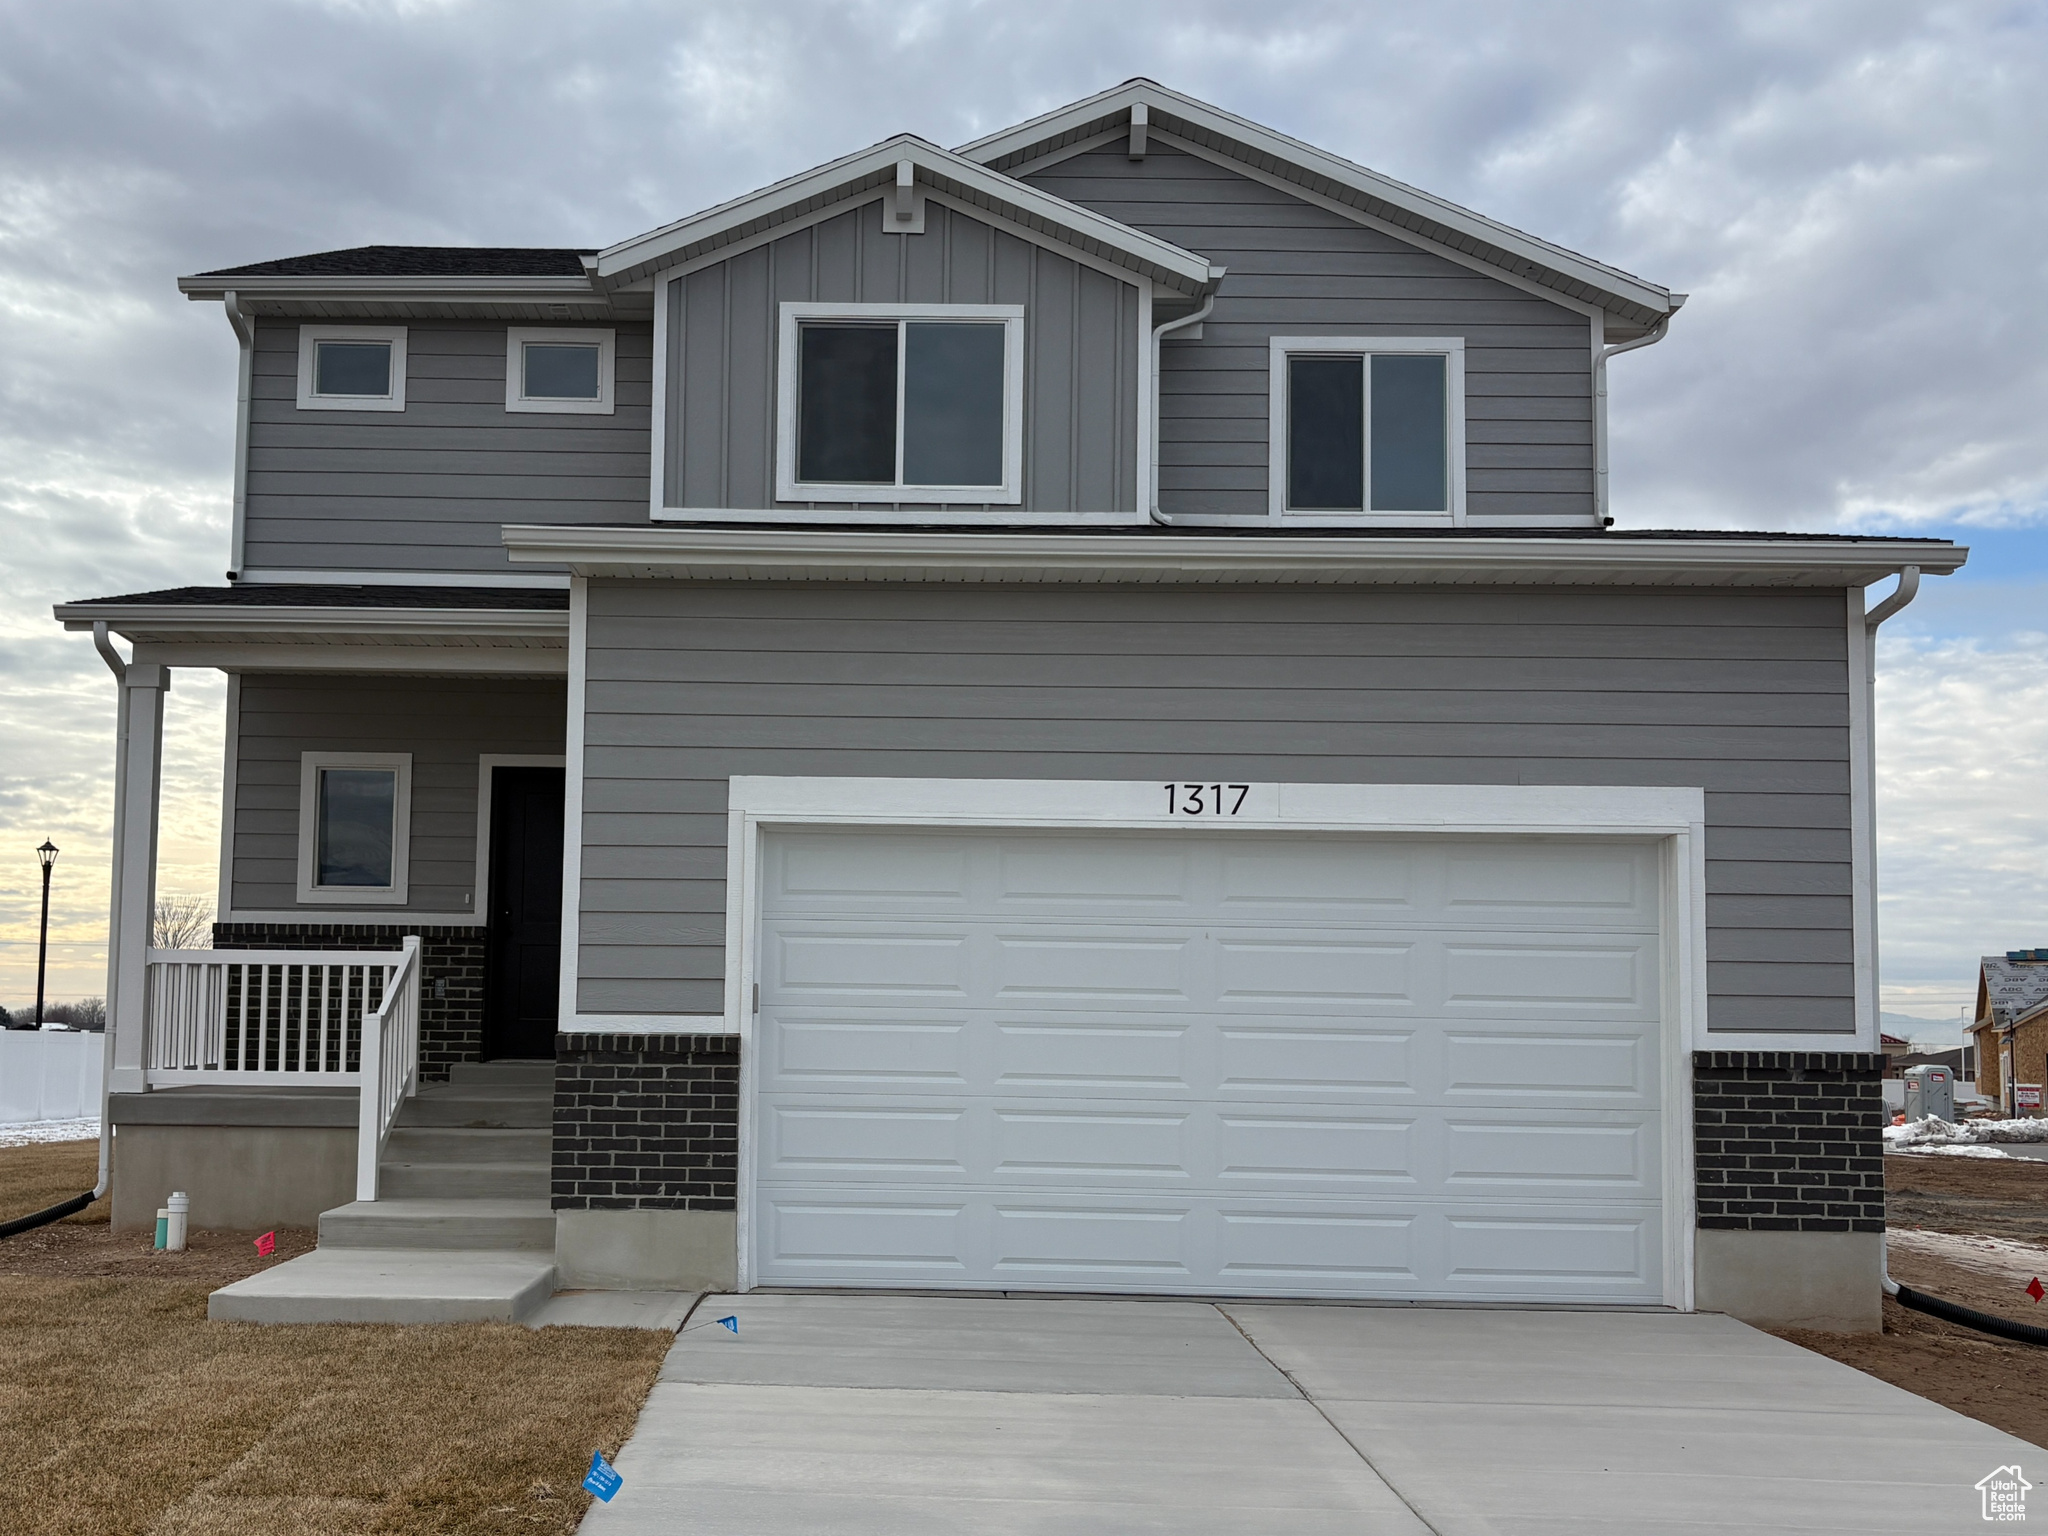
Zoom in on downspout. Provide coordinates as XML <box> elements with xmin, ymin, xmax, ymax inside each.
<box><xmin>222</xmin><ymin>291</ymin><xmax>255</xmax><ymax>581</ymax></box>
<box><xmin>91</xmin><ymin>622</ymin><xmax>128</xmax><ymax>1203</ymax></box>
<box><xmin>7</xmin><ymin>622</ymin><xmax>132</xmax><ymax>1235</ymax></box>
<box><xmin>1863</xmin><ymin>568</ymin><xmax>1921</xmax><ymax>1310</ymax></box>
<box><xmin>1593</xmin><ymin>297</ymin><xmax>1682</xmax><ymax>526</ymax></box>
<box><xmin>1147</xmin><ymin>270</ymin><xmax>1224</xmax><ymax>526</ymax></box>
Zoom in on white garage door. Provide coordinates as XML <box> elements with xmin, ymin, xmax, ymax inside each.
<box><xmin>750</xmin><ymin>828</ymin><xmax>1666</xmax><ymax>1303</ymax></box>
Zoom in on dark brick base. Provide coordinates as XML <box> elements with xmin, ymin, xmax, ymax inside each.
<box><xmin>552</xmin><ymin>1033</ymin><xmax>738</xmax><ymax>1211</ymax></box>
<box><xmin>1694</xmin><ymin>1051</ymin><xmax>1885</xmax><ymax>1234</ymax></box>
<box><xmin>212</xmin><ymin>922</ymin><xmax>485</xmax><ymax>1082</ymax></box>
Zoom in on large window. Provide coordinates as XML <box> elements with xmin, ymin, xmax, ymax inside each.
<box><xmin>505</xmin><ymin>327</ymin><xmax>615</xmax><ymax>414</ymax></box>
<box><xmin>296</xmin><ymin>753</ymin><xmax>411</xmax><ymax>905</ymax></box>
<box><xmin>296</xmin><ymin>325</ymin><xmax>407</xmax><ymax>412</ymax></box>
<box><xmin>776</xmin><ymin>303</ymin><xmax>1024</xmax><ymax>504</ymax></box>
<box><xmin>1268</xmin><ymin>337</ymin><xmax>1464</xmax><ymax>521</ymax></box>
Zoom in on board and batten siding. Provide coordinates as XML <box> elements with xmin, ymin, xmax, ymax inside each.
<box><xmin>661</xmin><ymin>199</ymin><xmax>1141</xmax><ymax>513</ymax></box>
<box><xmin>575</xmin><ymin>581</ymin><xmax>1852</xmax><ymax>1032</ymax></box>
<box><xmin>230</xmin><ymin>674</ymin><xmax>566</xmax><ymax>914</ymax></box>
<box><xmin>242</xmin><ymin>319</ymin><xmax>652</xmax><ymax>577</ymax></box>
<box><xmin>1024</xmin><ymin>141</ymin><xmax>1598</xmax><ymax>525</ymax></box>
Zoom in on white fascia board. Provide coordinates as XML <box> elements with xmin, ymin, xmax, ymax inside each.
<box><xmin>55</xmin><ymin>602</ymin><xmax>569</xmax><ymax>641</ymax></box>
<box><xmin>177</xmin><ymin>274</ymin><xmax>605</xmax><ymax>306</ymax></box>
<box><xmin>956</xmin><ymin>80</ymin><xmax>1675</xmax><ymax>321</ymax></box>
<box><xmin>500</xmin><ymin>523</ymin><xmax>1967</xmax><ymax>588</ymax></box>
<box><xmin>596</xmin><ymin>134</ymin><xmax>1213</xmax><ymax>293</ymax></box>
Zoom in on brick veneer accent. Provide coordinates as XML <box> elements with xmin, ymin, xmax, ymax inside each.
<box><xmin>1693</xmin><ymin>1051</ymin><xmax>1886</xmax><ymax>1233</ymax></box>
<box><xmin>552</xmin><ymin>1033</ymin><xmax>738</xmax><ymax>1211</ymax></box>
<box><xmin>212</xmin><ymin>922</ymin><xmax>485</xmax><ymax>1082</ymax></box>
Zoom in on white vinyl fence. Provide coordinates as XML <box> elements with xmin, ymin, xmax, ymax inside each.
<box><xmin>0</xmin><ymin>1029</ymin><xmax>105</xmax><ymax>1124</ymax></box>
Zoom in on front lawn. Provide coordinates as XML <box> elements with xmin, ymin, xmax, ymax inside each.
<box><xmin>0</xmin><ymin>1140</ymin><xmax>670</xmax><ymax>1536</ymax></box>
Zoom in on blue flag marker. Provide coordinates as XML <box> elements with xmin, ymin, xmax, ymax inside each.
<box><xmin>583</xmin><ymin>1450</ymin><xmax>623</xmax><ymax>1503</ymax></box>
<box><xmin>717</xmin><ymin>1315</ymin><xmax>739</xmax><ymax>1334</ymax></box>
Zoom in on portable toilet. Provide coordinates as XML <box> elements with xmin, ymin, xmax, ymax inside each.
<box><xmin>1903</xmin><ymin>1064</ymin><xmax>1955</xmax><ymax>1124</ymax></box>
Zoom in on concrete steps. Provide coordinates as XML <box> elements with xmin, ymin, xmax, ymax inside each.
<box><xmin>209</xmin><ymin>1248</ymin><xmax>556</xmax><ymax>1325</ymax></box>
<box><xmin>319</xmin><ymin>1197</ymin><xmax>556</xmax><ymax>1252</ymax></box>
<box><xmin>213</xmin><ymin>1060</ymin><xmax>560</xmax><ymax>1323</ymax></box>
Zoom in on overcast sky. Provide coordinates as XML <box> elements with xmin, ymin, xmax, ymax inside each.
<box><xmin>1</xmin><ymin>0</ymin><xmax>2041</xmax><ymax>1039</ymax></box>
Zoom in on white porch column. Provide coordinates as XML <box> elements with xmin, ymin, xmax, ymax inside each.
<box><xmin>106</xmin><ymin>663</ymin><xmax>169</xmax><ymax>1094</ymax></box>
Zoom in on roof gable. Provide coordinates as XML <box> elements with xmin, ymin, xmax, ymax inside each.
<box><xmin>1980</xmin><ymin>954</ymin><xmax>2048</xmax><ymax>1027</ymax></box>
<box><xmin>957</xmin><ymin>80</ymin><xmax>1677</xmax><ymax>332</ymax></box>
<box><xmin>596</xmin><ymin>133</ymin><xmax>1215</xmax><ymax>295</ymax></box>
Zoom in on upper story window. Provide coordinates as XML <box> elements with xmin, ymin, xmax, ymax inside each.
<box><xmin>776</xmin><ymin>303</ymin><xmax>1024</xmax><ymax>504</ymax></box>
<box><xmin>1268</xmin><ymin>337</ymin><xmax>1466</xmax><ymax>522</ymax></box>
<box><xmin>296</xmin><ymin>752</ymin><xmax>411</xmax><ymax>905</ymax></box>
<box><xmin>296</xmin><ymin>325</ymin><xmax>407</xmax><ymax>412</ymax></box>
<box><xmin>506</xmin><ymin>327</ymin><xmax>615</xmax><ymax>415</ymax></box>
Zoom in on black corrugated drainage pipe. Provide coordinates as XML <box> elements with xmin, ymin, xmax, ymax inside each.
<box><xmin>1884</xmin><ymin>1272</ymin><xmax>2048</xmax><ymax>1348</ymax></box>
<box><xmin>0</xmin><ymin>1190</ymin><xmax>97</xmax><ymax>1241</ymax></box>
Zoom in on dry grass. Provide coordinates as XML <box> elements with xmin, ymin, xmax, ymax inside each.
<box><xmin>1</xmin><ymin>1137</ymin><xmax>109</xmax><ymax>1225</ymax></box>
<box><xmin>0</xmin><ymin>1143</ymin><xmax>672</xmax><ymax>1535</ymax></box>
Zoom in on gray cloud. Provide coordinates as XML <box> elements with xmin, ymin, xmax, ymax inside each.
<box><xmin>0</xmin><ymin>0</ymin><xmax>2042</xmax><ymax>1002</ymax></box>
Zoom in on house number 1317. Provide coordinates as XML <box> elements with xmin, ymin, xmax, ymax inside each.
<box><xmin>1165</xmin><ymin>783</ymin><xmax>1250</xmax><ymax>815</ymax></box>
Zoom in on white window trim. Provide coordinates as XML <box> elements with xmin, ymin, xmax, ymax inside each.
<box><xmin>505</xmin><ymin>327</ymin><xmax>615</xmax><ymax>414</ymax></box>
<box><xmin>296</xmin><ymin>324</ymin><xmax>407</xmax><ymax>412</ymax></box>
<box><xmin>474</xmin><ymin>754</ymin><xmax>568</xmax><ymax>920</ymax></box>
<box><xmin>296</xmin><ymin>752</ymin><xmax>412</xmax><ymax>905</ymax></box>
<box><xmin>719</xmin><ymin>776</ymin><xmax>1705</xmax><ymax>1310</ymax></box>
<box><xmin>774</xmin><ymin>302</ymin><xmax>1025</xmax><ymax>505</ymax></box>
<box><xmin>1266</xmin><ymin>335</ymin><xmax>1466</xmax><ymax>525</ymax></box>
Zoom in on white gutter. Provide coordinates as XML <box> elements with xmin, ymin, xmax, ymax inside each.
<box><xmin>222</xmin><ymin>291</ymin><xmax>255</xmax><ymax>580</ymax></box>
<box><xmin>1147</xmin><ymin>279</ymin><xmax>1222</xmax><ymax>526</ymax></box>
<box><xmin>1593</xmin><ymin>298</ymin><xmax>1683</xmax><ymax>525</ymax></box>
<box><xmin>1864</xmin><ymin>566</ymin><xmax>1920</xmax><ymax>1303</ymax></box>
<box><xmin>90</xmin><ymin>623</ymin><xmax>128</xmax><ymax>1200</ymax></box>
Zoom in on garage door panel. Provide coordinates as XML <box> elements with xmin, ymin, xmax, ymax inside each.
<box><xmin>753</xmin><ymin>828</ymin><xmax>1666</xmax><ymax>1303</ymax></box>
<box><xmin>1213</xmin><ymin>938</ymin><xmax>1416</xmax><ymax>1004</ymax></box>
<box><xmin>1443</xmin><ymin>842</ymin><xmax>1657</xmax><ymax>923</ymax></box>
<box><xmin>767</xmin><ymin>1013</ymin><xmax>971</xmax><ymax>1088</ymax></box>
<box><xmin>1440</xmin><ymin>1113</ymin><xmax>1659</xmax><ymax>1197</ymax></box>
<box><xmin>1440</xmin><ymin>1029</ymin><xmax>1654</xmax><ymax>1101</ymax></box>
<box><xmin>993</xmin><ymin>933</ymin><xmax>1194</xmax><ymax>1001</ymax></box>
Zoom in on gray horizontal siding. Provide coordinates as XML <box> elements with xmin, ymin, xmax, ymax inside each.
<box><xmin>1025</xmin><ymin>142</ymin><xmax>1597</xmax><ymax>524</ymax></box>
<box><xmin>242</xmin><ymin>320</ymin><xmax>651</xmax><ymax>576</ymax></box>
<box><xmin>664</xmin><ymin>199</ymin><xmax>1140</xmax><ymax>513</ymax></box>
<box><xmin>575</xmin><ymin>582</ymin><xmax>1852</xmax><ymax>1033</ymax></box>
<box><xmin>231</xmin><ymin>674</ymin><xmax>566</xmax><ymax>914</ymax></box>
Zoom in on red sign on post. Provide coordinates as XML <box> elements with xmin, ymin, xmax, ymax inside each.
<box><xmin>2017</xmin><ymin>1085</ymin><xmax>2043</xmax><ymax>1113</ymax></box>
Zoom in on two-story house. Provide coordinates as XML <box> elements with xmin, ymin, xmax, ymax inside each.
<box><xmin>60</xmin><ymin>81</ymin><xmax>1962</xmax><ymax>1330</ymax></box>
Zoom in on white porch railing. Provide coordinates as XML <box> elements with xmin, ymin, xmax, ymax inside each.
<box><xmin>144</xmin><ymin>946</ymin><xmax>410</xmax><ymax>1087</ymax></box>
<box><xmin>355</xmin><ymin>936</ymin><xmax>423</xmax><ymax>1202</ymax></box>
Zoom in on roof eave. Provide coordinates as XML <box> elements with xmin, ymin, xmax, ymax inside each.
<box><xmin>957</xmin><ymin>80</ymin><xmax>1675</xmax><ymax>323</ymax></box>
<box><xmin>177</xmin><ymin>273</ymin><xmax>606</xmax><ymax>305</ymax></box>
<box><xmin>55</xmin><ymin>601</ymin><xmax>570</xmax><ymax>641</ymax></box>
<box><xmin>595</xmin><ymin>135</ymin><xmax>1214</xmax><ymax>293</ymax></box>
<box><xmin>499</xmin><ymin>525</ymin><xmax>1966</xmax><ymax>587</ymax></box>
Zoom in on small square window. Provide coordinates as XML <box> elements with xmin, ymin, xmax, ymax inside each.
<box><xmin>506</xmin><ymin>328</ymin><xmax>615</xmax><ymax>414</ymax></box>
<box><xmin>297</xmin><ymin>325</ymin><xmax>407</xmax><ymax>411</ymax></box>
<box><xmin>298</xmin><ymin>754</ymin><xmax>411</xmax><ymax>904</ymax></box>
<box><xmin>776</xmin><ymin>303</ymin><xmax>1023</xmax><ymax>504</ymax></box>
<box><xmin>1269</xmin><ymin>337</ymin><xmax>1464</xmax><ymax>522</ymax></box>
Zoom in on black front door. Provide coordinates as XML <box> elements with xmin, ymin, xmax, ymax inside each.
<box><xmin>484</xmin><ymin>766</ymin><xmax>565</xmax><ymax>1060</ymax></box>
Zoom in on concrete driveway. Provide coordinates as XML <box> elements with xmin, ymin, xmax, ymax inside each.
<box><xmin>581</xmin><ymin>1293</ymin><xmax>2037</xmax><ymax>1534</ymax></box>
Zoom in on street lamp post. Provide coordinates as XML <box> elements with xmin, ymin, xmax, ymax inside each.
<box><xmin>33</xmin><ymin>840</ymin><xmax>58</xmax><ymax>1029</ymax></box>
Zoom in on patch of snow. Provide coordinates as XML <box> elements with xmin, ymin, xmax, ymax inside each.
<box><xmin>1894</xmin><ymin>1143</ymin><xmax>2013</xmax><ymax>1158</ymax></box>
<box><xmin>1886</xmin><ymin>1115</ymin><xmax>2048</xmax><ymax>1147</ymax></box>
<box><xmin>0</xmin><ymin>1118</ymin><xmax>99</xmax><ymax>1148</ymax></box>
<box><xmin>1889</xmin><ymin>1228</ymin><xmax>2048</xmax><ymax>1288</ymax></box>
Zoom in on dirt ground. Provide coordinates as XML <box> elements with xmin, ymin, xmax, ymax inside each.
<box><xmin>1771</xmin><ymin>1152</ymin><xmax>2048</xmax><ymax>1451</ymax></box>
<box><xmin>0</xmin><ymin>1140</ymin><xmax>671</xmax><ymax>1536</ymax></box>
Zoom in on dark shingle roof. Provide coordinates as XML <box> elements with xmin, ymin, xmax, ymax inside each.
<box><xmin>66</xmin><ymin>585</ymin><xmax>569</xmax><ymax>611</ymax></box>
<box><xmin>196</xmin><ymin>246</ymin><xmax>596</xmax><ymax>279</ymax></box>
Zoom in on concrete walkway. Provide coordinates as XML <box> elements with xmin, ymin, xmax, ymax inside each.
<box><xmin>580</xmin><ymin>1293</ymin><xmax>2039</xmax><ymax>1534</ymax></box>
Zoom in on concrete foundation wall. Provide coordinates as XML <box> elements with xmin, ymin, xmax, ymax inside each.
<box><xmin>1694</xmin><ymin>1228</ymin><xmax>1883</xmax><ymax>1332</ymax></box>
<box><xmin>111</xmin><ymin>1123</ymin><xmax>354</xmax><ymax>1232</ymax></box>
<box><xmin>555</xmin><ymin>1208</ymin><xmax>737</xmax><ymax>1290</ymax></box>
